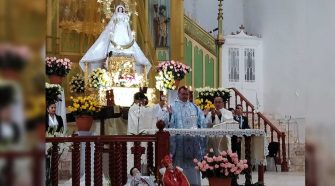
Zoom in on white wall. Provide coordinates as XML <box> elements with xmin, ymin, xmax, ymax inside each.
<box><xmin>184</xmin><ymin>0</ymin><xmax>244</xmax><ymax>35</ymax></box>
<box><xmin>243</xmin><ymin>0</ymin><xmax>335</xmax><ymax>127</ymax></box>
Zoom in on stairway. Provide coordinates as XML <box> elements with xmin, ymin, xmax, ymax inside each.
<box><xmin>227</xmin><ymin>88</ymin><xmax>289</xmax><ymax>172</ymax></box>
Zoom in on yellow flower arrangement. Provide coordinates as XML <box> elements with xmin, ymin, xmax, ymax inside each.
<box><xmin>67</xmin><ymin>96</ymin><xmax>101</xmax><ymax>116</ymax></box>
<box><xmin>195</xmin><ymin>98</ymin><xmax>215</xmax><ymax>111</ymax></box>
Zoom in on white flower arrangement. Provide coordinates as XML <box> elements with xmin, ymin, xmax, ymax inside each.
<box><xmin>45</xmin><ymin>82</ymin><xmax>62</xmax><ymax>103</ymax></box>
<box><xmin>88</xmin><ymin>68</ymin><xmax>112</xmax><ymax>90</ymax></box>
<box><xmin>69</xmin><ymin>73</ymin><xmax>85</xmax><ymax>94</ymax></box>
<box><xmin>155</xmin><ymin>70</ymin><xmax>176</xmax><ymax>93</ymax></box>
<box><xmin>195</xmin><ymin>87</ymin><xmax>231</xmax><ymax>104</ymax></box>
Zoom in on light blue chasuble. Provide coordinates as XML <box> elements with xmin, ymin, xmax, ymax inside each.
<box><xmin>169</xmin><ymin>99</ymin><xmax>207</xmax><ymax>186</ymax></box>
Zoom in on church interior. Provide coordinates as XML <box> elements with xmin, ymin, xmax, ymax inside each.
<box><xmin>2</xmin><ymin>0</ymin><xmax>335</xmax><ymax>185</ymax></box>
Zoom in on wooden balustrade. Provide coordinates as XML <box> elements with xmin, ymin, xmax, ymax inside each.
<box><xmin>0</xmin><ymin>150</ymin><xmax>44</xmax><ymax>186</ymax></box>
<box><xmin>45</xmin><ymin>121</ymin><xmax>170</xmax><ymax>186</ymax></box>
<box><xmin>228</xmin><ymin>87</ymin><xmax>289</xmax><ymax>172</ymax></box>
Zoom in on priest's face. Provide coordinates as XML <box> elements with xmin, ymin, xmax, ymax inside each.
<box><xmin>214</xmin><ymin>97</ymin><xmax>224</xmax><ymax>110</ymax></box>
<box><xmin>178</xmin><ymin>88</ymin><xmax>189</xmax><ymax>102</ymax></box>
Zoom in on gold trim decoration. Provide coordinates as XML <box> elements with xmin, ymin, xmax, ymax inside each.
<box><xmin>184</xmin><ymin>15</ymin><xmax>217</xmax><ymax>56</ymax></box>
<box><xmin>59</xmin><ymin>21</ymin><xmax>105</xmax><ymax>36</ymax></box>
<box><xmin>97</xmin><ymin>0</ymin><xmax>138</xmax><ymax>18</ymax></box>
<box><xmin>110</xmin><ymin>37</ymin><xmax>135</xmax><ymax>50</ymax></box>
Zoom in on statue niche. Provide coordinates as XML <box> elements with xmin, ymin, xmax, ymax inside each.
<box><xmin>79</xmin><ymin>4</ymin><xmax>151</xmax><ymax>76</ymax></box>
<box><xmin>153</xmin><ymin>4</ymin><xmax>170</xmax><ymax>47</ymax></box>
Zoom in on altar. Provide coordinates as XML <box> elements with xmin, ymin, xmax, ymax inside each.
<box><xmin>146</xmin><ymin>127</ymin><xmax>268</xmax><ymax>185</ymax></box>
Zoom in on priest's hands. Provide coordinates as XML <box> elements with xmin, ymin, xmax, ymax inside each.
<box><xmin>167</xmin><ymin>105</ymin><xmax>172</xmax><ymax>113</ymax></box>
<box><xmin>209</xmin><ymin>109</ymin><xmax>222</xmax><ymax>117</ymax></box>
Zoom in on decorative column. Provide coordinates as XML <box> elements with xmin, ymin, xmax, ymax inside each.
<box><xmin>216</xmin><ymin>0</ymin><xmax>225</xmax><ymax>87</ymax></box>
<box><xmin>170</xmin><ymin>0</ymin><xmax>184</xmax><ymax>62</ymax></box>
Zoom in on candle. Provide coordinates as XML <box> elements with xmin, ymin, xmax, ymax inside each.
<box><xmin>189</xmin><ymin>86</ymin><xmax>193</xmax><ymax>102</ymax></box>
<box><xmin>143</xmin><ymin>65</ymin><xmax>147</xmax><ymax>83</ymax></box>
<box><xmin>85</xmin><ymin>62</ymin><xmax>89</xmax><ymax>89</ymax></box>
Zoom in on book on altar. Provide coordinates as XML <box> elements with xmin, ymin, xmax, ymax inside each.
<box><xmin>213</xmin><ymin>120</ymin><xmax>240</xmax><ymax>130</ymax></box>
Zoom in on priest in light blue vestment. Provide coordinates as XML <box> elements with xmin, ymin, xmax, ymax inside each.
<box><xmin>167</xmin><ymin>86</ymin><xmax>207</xmax><ymax>186</ymax></box>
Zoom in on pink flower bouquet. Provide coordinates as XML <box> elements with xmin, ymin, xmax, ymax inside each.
<box><xmin>45</xmin><ymin>57</ymin><xmax>72</xmax><ymax>77</ymax></box>
<box><xmin>156</xmin><ymin>60</ymin><xmax>191</xmax><ymax>81</ymax></box>
<box><xmin>194</xmin><ymin>148</ymin><xmax>248</xmax><ymax>179</ymax></box>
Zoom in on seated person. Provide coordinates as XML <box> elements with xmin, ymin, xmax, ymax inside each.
<box><xmin>46</xmin><ymin>102</ymin><xmax>64</xmax><ymax>133</ymax></box>
<box><xmin>124</xmin><ymin>167</ymin><xmax>155</xmax><ymax>186</ymax></box>
<box><xmin>160</xmin><ymin>155</ymin><xmax>190</xmax><ymax>186</ymax></box>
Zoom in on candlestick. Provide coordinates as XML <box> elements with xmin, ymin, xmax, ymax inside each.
<box><xmin>85</xmin><ymin>62</ymin><xmax>89</xmax><ymax>89</ymax></box>
<box><xmin>189</xmin><ymin>86</ymin><xmax>193</xmax><ymax>102</ymax></box>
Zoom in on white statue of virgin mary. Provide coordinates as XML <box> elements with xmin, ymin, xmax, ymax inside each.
<box><xmin>79</xmin><ymin>5</ymin><xmax>151</xmax><ymax>74</ymax></box>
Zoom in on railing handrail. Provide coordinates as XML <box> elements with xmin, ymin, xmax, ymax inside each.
<box><xmin>229</xmin><ymin>87</ymin><xmax>256</xmax><ymax>109</ymax></box>
<box><xmin>257</xmin><ymin>112</ymin><xmax>282</xmax><ymax>135</ymax></box>
<box><xmin>46</xmin><ymin>135</ymin><xmax>158</xmax><ymax>143</ymax></box>
<box><xmin>228</xmin><ymin>87</ymin><xmax>282</xmax><ymax>135</ymax></box>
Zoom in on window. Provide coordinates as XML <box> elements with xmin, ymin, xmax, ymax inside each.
<box><xmin>244</xmin><ymin>48</ymin><xmax>255</xmax><ymax>82</ymax></box>
<box><xmin>228</xmin><ymin>48</ymin><xmax>239</xmax><ymax>82</ymax></box>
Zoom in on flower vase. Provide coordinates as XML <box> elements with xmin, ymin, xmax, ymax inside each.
<box><xmin>174</xmin><ymin>79</ymin><xmax>180</xmax><ymax>89</ymax></box>
<box><xmin>49</xmin><ymin>75</ymin><xmax>64</xmax><ymax>85</ymax></box>
<box><xmin>75</xmin><ymin>115</ymin><xmax>93</xmax><ymax>131</ymax></box>
<box><xmin>208</xmin><ymin>177</ymin><xmax>232</xmax><ymax>186</ymax></box>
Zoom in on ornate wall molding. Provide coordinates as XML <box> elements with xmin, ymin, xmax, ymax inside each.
<box><xmin>184</xmin><ymin>15</ymin><xmax>216</xmax><ymax>55</ymax></box>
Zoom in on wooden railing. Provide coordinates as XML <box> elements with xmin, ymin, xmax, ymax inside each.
<box><xmin>0</xmin><ymin>149</ymin><xmax>44</xmax><ymax>186</ymax></box>
<box><xmin>227</xmin><ymin>87</ymin><xmax>289</xmax><ymax>172</ymax></box>
<box><xmin>45</xmin><ymin>122</ymin><xmax>170</xmax><ymax>186</ymax></box>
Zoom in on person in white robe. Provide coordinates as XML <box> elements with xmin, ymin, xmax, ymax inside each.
<box><xmin>151</xmin><ymin>96</ymin><xmax>169</xmax><ymax>129</ymax></box>
<box><xmin>79</xmin><ymin>4</ymin><xmax>151</xmax><ymax>74</ymax></box>
<box><xmin>205</xmin><ymin>96</ymin><xmax>234</xmax><ymax>127</ymax></box>
<box><xmin>205</xmin><ymin>96</ymin><xmax>234</xmax><ymax>154</ymax></box>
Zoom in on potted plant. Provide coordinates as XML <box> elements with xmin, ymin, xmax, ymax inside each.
<box><xmin>155</xmin><ymin>60</ymin><xmax>191</xmax><ymax>93</ymax></box>
<box><xmin>45</xmin><ymin>57</ymin><xmax>72</xmax><ymax>84</ymax></box>
<box><xmin>194</xmin><ymin>148</ymin><xmax>248</xmax><ymax>186</ymax></box>
<box><xmin>67</xmin><ymin>96</ymin><xmax>101</xmax><ymax>131</ymax></box>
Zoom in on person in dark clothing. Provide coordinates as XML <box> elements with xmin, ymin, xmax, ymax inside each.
<box><xmin>46</xmin><ymin>102</ymin><xmax>64</xmax><ymax>133</ymax></box>
<box><xmin>231</xmin><ymin>104</ymin><xmax>250</xmax><ymax>186</ymax></box>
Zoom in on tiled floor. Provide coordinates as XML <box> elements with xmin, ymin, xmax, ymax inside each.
<box><xmin>59</xmin><ymin>171</ymin><xmax>305</xmax><ymax>185</ymax></box>
<box><xmin>200</xmin><ymin>171</ymin><xmax>305</xmax><ymax>186</ymax></box>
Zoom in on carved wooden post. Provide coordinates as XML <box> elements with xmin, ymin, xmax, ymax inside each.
<box><xmin>115</xmin><ymin>142</ymin><xmax>123</xmax><ymax>186</ymax></box>
<box><xmin>33</xmin><ymin>149</ymin><xmax>43</xmax><ymax>186</ymax></box>
<box><xmin>51</xmin><ymin>142</ymin><xmax>59</xmax><ymax>186</ymax></box>
<box><xmin>258</xmin><ymin>162</ymin><xmax>264</xmax><ymax>186</ymax></box>
<box><xmin>155</xmin><ymin>120</ymin><xmax>170</xmax><ymax>184</ymax></box>
<box><xmin>244</xmin><ymin>136</ymin><xmax>252</xmax><ymax>185</ymax></box>
<box><xmin>109</xmin><ymin>142</ymin><xmax>115</xmax><ymax>185</ymax></box>
<box><xmin>122</xmin><ymin>142</ymin><xmax>128</xmax><ymax>185</ymax></box>
<box><xmin>94</xmin><ymin>141</ymin><xmax>103</xmax><ymax>186</ymax></box>
<box><xmin>281</xmin><ymin>132</ymin><xmax>289</xmax><ymax>172</ymax></box>
<box><xmin>277</xmin><ymin>133</ymin><xmax>282</xmax><ymax>164</ymax></box>
<box><xmin>147</xmin><ymin>141</ymin><xmax>154</xmax><ymax>174</ymax></box>
<box><xmin>72</xmin><ymin>140</ymin><xmax>80</xmax><ymax>186</ymax></box>
<box><xmin>5</xmin><ymin>157</ymin><xmax>13</xmax><ymax>186</ymax></box>
<box><xmin>131</xmin><ymin>142</ymin><xmax>145</xmax><ymax>170</ymax></box>
<box><xmin>85</xmin><ymin>142</ymin><xmax>91</xmax><ymax>186</ymax></box>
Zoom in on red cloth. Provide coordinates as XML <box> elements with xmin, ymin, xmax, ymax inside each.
<box><xmin>162</xmin><ymin>168</ymin><xmax>190</xmax><ymax>186</ymax></box>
